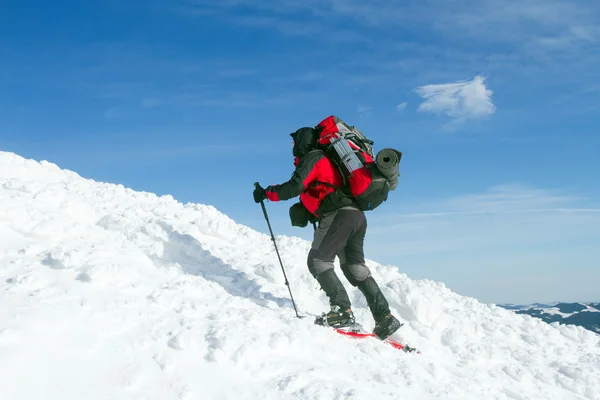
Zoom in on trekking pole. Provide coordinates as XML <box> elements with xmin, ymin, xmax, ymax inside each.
<box><xmin>255</xmin><ymin>183</ymin><xmax>302</xmax><ymax>318</ymax></box>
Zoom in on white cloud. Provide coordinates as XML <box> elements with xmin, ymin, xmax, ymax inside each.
<box><xmin>396</xmin><ymin>102</ymin><xmax>408</xmax><ymax>111</ymax></box>
<box><xmin>415</xmin><ymin>75</ymin><xmax>495</xmax><ymax>124</ymax></box>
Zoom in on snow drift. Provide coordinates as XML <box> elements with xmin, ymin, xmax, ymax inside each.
<box><xmin>1</xmin><ymin>151</ymin><xmax>599</xmax><ymax>400</ymax></box>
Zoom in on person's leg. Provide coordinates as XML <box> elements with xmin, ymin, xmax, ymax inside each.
<box><xmin>339</xmin><ymin>209</ymin><xmax>391</xmax><ymax>321</ymax></box>
<box><xmin>307</xmin><ymin>210</ymin><xmax>354</xmax><ymax>311</ymax></box>
<box><xmin>339</xmin><ymin>210</ymin><xmax>403</xmax><ymax>339</ymax></box>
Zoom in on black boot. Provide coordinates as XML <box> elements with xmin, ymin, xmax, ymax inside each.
<box><xmin>314</xmin><ymin>305</ymin><xmax>356</xmax><ymax>328</ymax></box>
<box><xmin>373</xmin><ymin>313</ymin><xmax>403</xmax><ymax>340</ymax></box>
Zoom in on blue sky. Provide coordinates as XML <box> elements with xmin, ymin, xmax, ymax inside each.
<box><xmin>2</xmin><ymin>0</ymin><xmax>599</xmax><ymax>304</ymax></box>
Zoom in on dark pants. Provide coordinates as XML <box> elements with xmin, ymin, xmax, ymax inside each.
<box><xmin>307</xmin><ymin>207</ymin><xmax>391</xmax><ymax>321</ymax></box>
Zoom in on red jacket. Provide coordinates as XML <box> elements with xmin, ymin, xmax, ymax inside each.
<box><xmin>265</xmin><ymin>150</ymin><xmax>347</xmax><ymax>216</ymax></box>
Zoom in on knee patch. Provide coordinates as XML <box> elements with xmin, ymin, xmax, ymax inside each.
<box><xmin>341</xmin><ymin>263</ymin><xmax>371</xmax><ymax>287</ymax></box>
<box><xmin>307</xmin><ymin>249</ymin><xmax>333</xmax><ymax>277</ymax></box>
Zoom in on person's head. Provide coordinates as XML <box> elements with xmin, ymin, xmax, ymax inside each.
<box><xmin>290</xmin><ymin>127</ymin><xmax>318</xmax><ymax>158</ymax></box>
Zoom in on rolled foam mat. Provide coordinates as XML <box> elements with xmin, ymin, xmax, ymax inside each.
<box><xmin>375</xmin><ymin>148</ymin><xmax>402</xmax><ymax>189</ymax></box>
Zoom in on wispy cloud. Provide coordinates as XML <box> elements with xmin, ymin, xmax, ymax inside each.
<box><xmin>172</xmin><ymin>0</ymin><xmax>600</xmax><ymax>46</ymax></box>
<box><xmin>231</xmin><ymin>15</ymin><xmax>319</xmax><ymax>36</ymax></box>
<box><xmin>365</xmin><ymin>184</ymin><xmax>600</xmax><ymax>303</ymax></box>
<box><xmin>357</xmin><ymin>105</ymin><xmax>372</xmax><ymax>117</ymax></box>
<box><xmin>172</xmin><ymin>0</ymin><xmax>370</xmax><ymax>43</ymax></box>
<box><xmin>68</xmin><ymin>41</ymin><xmax>310</xmax><ymax>110</ymax></box>
<box><xmin>394</xmin><ymin>184</ymin><xmax>595</xmax><ymax>220</ymax></box>
<box><xmin>534</xmin><ymin>26</ymin><xmax>600</xmax><ymax>50</ymax></box>
<box><xmin>134</xmin><ymin>0</ymin><xmax>600</xmax><ymax>106</ymax></box>
<box><xmin>444</xmin><ymin>184</ymin><xmax>579</xmax><ymax>213</ymax></box>
<box><xmin>140</xmin><ymin>143</ymin><xmax>265</xmax><ymax>157</ymax></box>
<box><xmin>369</xmin><ymin>183</ymin><xmax>600</xmax><ymax>245</ymax></box>
<box><xmin>415</xmin><ymin>75</ymin><xmax>495</xmax><ymax>125</ymax></box>
<box><xmin>104</xmin><ymin>0</ymin><xmax>599</xmax><ymax>120</ymax></box>
<box><xmin>396</xmin><ymin>102</ymin><xmax>408</xmax><ymax>112</ymax></box>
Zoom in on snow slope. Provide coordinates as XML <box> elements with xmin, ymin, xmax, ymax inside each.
<box><xmin>1</xmin><ymin>151</ymin><xmax>599</xmax><ymax>400</ymax></box>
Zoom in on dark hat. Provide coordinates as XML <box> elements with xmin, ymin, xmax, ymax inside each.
<box><xmin>290</xmin><ymin>127</ymin><xmax>318</xmax><ymax>158</ymax></box>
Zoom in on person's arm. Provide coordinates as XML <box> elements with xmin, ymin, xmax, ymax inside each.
<box><xmin>266</xmin><ymin>151</ymin><xmax>322</xmax><ymax>201</ymax></box>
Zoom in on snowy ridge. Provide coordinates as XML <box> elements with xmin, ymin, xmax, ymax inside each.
<box><xmin>541</xmin><ymin>305</ymin><xmax>600</xmax><ymax>318</ymax></box>
<box><xmin>1</xmin><ymin>151</ymin><xmax>599</xmax><ymax>400</ymax></box>
<box><xmin>501</xmin><ymin>303</ymin><xmax>600</xmax><ymax>314</ymax></box>
<box><xmin>500</xmin><ymin>303</ymin><xmax>600</xmax><ymax>333</ymax></box>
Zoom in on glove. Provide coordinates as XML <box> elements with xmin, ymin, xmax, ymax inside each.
<box><xmin>289</xmin><ymin>201</ymin><xmax>313</xmax><ymax>227</ymax></box>
<box><xmin>253</xmin><ymin>183</ymin><xmax>267</xmax><ymax>203</ymax></box>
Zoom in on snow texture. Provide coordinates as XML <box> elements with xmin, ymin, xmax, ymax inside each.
<box><xmin>1</xmin><ymin>151</ymin><xmax>599</xmax><ymax>400</ymax></box>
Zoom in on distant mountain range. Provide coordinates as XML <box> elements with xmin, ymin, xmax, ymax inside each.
<box><xmin>498</xmin><ymin>303</ymin><xmax>600</xmax><ymax>334</ymax></box>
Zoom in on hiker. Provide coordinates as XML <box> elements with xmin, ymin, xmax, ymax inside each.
<box><xmin>253</xmin><ymin>125</ymin><xmax>403</xmax><ymax>340</ymax></box>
